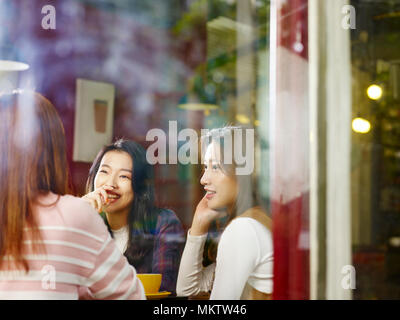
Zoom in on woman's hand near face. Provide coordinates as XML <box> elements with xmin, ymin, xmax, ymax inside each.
<box><xmin>190</xmin><ymin>196</ymin><xmax>224</xmax><ymax>236</ymax></box>
<box><xmin>81</xmin><ymin>186</ymin><xmax>115</xmax><ymax>213</ymax></box>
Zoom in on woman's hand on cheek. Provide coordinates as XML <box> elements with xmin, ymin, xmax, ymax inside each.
<box><xmin>190</xmin><ymin>196</ymin><xmax>223</xmax><ymax>236</ymax></box>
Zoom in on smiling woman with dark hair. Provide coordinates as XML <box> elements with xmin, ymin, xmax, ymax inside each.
<box><xmin>82</xmin><ymin>139</ymin><xmax>185</xmax><ymax>294</ymax></box>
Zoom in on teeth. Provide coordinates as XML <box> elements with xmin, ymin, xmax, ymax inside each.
<box><xmin>108</xmin><ymin>194</ymin><xmax>120</xmax><ymax>199</ymax></box>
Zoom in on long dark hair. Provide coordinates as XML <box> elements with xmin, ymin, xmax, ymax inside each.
<box><xmin>0</xmin><ymin>91</ymin><xmax>69</xmax><ymax>270</ymax></box>
<box><xmin>86</xmin><ymin>139</ymin><xmax>159</xmax><ymax>266</ymax></box>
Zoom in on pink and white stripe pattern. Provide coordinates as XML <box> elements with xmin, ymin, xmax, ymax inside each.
<box><xmin>0</xmin><ymin>193</ymin><xmax>145</xmax><ymax>300</ymax></box>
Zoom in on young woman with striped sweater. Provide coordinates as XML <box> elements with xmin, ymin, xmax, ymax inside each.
<box><xmin>0</xmin><ymin>91</ymin><xmax>145</xmax><ymax>300</ymax></box>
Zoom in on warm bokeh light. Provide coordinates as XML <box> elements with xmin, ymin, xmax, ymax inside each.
<box><xmin>236</xmin><ymin>114</ymin><xmax>250</xmax><ymax>124</ymax></box>
<box><xmin>177</xmin><ymin>103</ymin><xmax>219</xmax><ymax>111</ymax></box>
<box><xmin>352</xmin><ymin>117</ymin><xmax>371</xmax><ymax>133</ymax></box>
<box><xmin>367</xmin><ymin>84</ymin><xmax>383</xmax><ymax>100</ymax></box>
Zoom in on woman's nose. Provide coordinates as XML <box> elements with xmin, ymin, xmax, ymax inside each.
<box><xmin>200</xmin><ymin>170</ymin><xmax>210</xmax><ymax>186</ymax></box>
<box><xmin>105</xmin><ymin>174</ymin><xmax>118</xmax><ymax>188</ymax></box>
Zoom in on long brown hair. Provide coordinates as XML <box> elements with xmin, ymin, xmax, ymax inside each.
<box><xmin>200</xmin><ymin>126</ymin><xmax>268</xmax><ymax>265</ymax></box>
<box><xmin>201</xmin><ymin>126</ymin><xmax>261</xmax><ymax>218</ymax></box>
<box><xmin>0</xmin><ymin>91</ymin><xmax>69</xmax><ymax>271</ymax></box>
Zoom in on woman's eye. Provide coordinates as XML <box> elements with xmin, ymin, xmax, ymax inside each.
<box><xmin>120</xmin><ymin>175</ymin><xmax>131</xmax><ymax>180</ymax></box>
<box><xmin>99</xmin><ymin>170</ymin><xmax>108</xmax><ymax>174</ymax></box>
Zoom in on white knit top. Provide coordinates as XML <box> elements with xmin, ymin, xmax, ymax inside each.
<box><xmin>176</xmin><ymin>217</ymin><xmax>273</xmax><ymax>300</ymax></box>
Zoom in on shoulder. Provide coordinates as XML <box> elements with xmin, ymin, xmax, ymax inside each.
<box><xmin>220</xmin><ymin>217</ymin><xmax>272</xmax><ymax>248</ymax></box>
<box><xmin>239</xmin><ymin>207</ymin><xmax>272</xmax><ymax>231</ymax></box>
<box><xmin>58</xmin><ymin>194</ymin><xmax>99</xmax><ymax>222</ymax></box>
<box><xmin>42</xmin><ymin>193</ymin><xmax>109</xmax><ymax>239</ymax></box>
<box><xmin>222</xmin><ymin>218</ymin><xmax>256</xmax><ymax>239</ymax></box>
<box><xmin>37</xmin><ymin>192</ymin><xmax>93</xmax><ymax>216</ymax></box>
<box><xmin>155</xmin><ymin>208</ymin><xmax>184</xmax><ymax>240</ymax></box>
<box><xmin>218</xmin><ymin>217</ymin><xmax>272</xmax><ymax>264</ymax></box>
<box><xmin>233</xmin><ymin>216</ymin><xmax>272</xmax><ymax>239</ymax></box>
<box><xmin>56</xmin><ymin>193</ymin><xmax>91</xmax><ymax>210</ymax></box>
<box><xmin>216</xmin><ymin>219</ymin><xmax>260</xmax><ymax>263</ymax></box>
<box><xmin>226</xmin><ymin>217</ymin><xmax>273</xmax><ymax>257</ymax></box>
<box><xmin>157</xmin><ymin>208</ymin><xmax>182</xmax><ymax>228</ymax></box>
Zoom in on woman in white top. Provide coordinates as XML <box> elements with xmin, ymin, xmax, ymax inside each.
<box><xmin>176</xmin><ymin>126</ymin><xmax>273</xmax><ymax>300</ymax></box>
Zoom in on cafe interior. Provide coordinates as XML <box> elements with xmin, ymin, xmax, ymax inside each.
<box><xmin>0</xmin><ymin>0</ymin><xmax>399</xmax><ymax>300</ymax></box>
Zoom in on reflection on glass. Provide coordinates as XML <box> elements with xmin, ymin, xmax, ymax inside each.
<box><xmin>0</xmin><ymin>0</ymin><xmax>273</xmax><ymax>300</ymax></box>
<box><xmin>351</xmin><ymin>0</ymin><xmax>400</xmax><ymax>299</ymax></box>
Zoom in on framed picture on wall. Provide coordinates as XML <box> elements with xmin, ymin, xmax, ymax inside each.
<box><xmin>73</xmin><ymin>79</ymin><xmax>115</xmax><ymax>162</ymax></box>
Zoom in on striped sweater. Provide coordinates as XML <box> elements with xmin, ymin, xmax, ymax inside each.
<box><xmin>0</xmin><ymin>192</ymin><xmax>146</xmax><ymax>300</ymax></box>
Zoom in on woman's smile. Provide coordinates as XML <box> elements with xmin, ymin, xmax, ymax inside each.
<box><xmin>106</xmin><ymin>190</ymin><xmax>121</xmax><ymax>202</ymax></box>
<box><xmin>106</xmin><ymin>190</ymin><xmax>121</xmax><ymax>203</ymax></box>
<box><xmin>94</xmin><ymin>150</ymin><xmax>134</xmax><ymax>215</ymax></box>
<box><xmin>205</xmin><ymin>188</ymin><xmax>216</xmax><ymax>200</ymax></box>
<box><xmin>200</xmin><ymin>143</ymin><xmax>238</xmax><ymax>211</ymax></box>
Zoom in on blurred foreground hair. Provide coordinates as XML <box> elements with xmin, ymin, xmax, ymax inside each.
<box><xmin>0</xmin><ymin>91</ymin><xmax>69</xmax><ymax>270</ymax></box>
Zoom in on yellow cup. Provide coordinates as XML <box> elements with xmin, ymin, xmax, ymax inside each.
<box><xmin>137</xmin><ymin>273</ymin><xmax>162</xmax><ymax>294</ymax></box>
